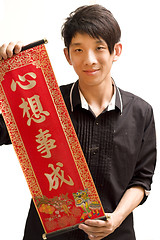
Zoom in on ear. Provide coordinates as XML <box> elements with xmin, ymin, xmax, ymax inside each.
<box><xmin>64</xmin><ymin>48</ymin><xmax>72</xmax><ymax>65</ymax></box>
<box><xmin>113</xmin><ymin>42</ymin><xmax>122</xmax><ymax>62</ymax></box>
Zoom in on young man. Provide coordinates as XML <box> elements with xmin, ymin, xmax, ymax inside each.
<box><xmin>0</xmin><ymin>4</ymin><xmax>156</xmax><ymax>240</ymax></box>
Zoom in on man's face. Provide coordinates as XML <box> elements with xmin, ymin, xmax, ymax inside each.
<box><xmin>64</xmin><ymin>33</ymin><xmax>116</xmax><ymax>88</ymax></box>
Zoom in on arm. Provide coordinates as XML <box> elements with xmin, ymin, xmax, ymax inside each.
<box><xmin>79</xmin><ymin>186</ymin><xmax>144</xmax><ymax>240</ymax></box>
<box><xmin>0</xmin><ymin>114</ymin><xmax>11</xmax><ymax>145</ymax></box>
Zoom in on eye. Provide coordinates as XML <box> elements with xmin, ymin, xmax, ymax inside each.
<box><xmin>96</xmin><ymin>46</ymin><xmax>105</xmax><ymax>51</ymax></box>
<box><xmin>75</xmin><ymin>48</ymin><xmax>83</xmax><ymax>52</ymax></box>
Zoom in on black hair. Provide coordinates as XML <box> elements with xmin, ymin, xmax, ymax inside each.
<box><xmin>61</xmin><ymin>4</ymin><xmax>121</xmax><ymax>54</ymax></box>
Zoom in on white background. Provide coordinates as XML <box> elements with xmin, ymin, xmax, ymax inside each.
<box><xmin>0</xmin><ymin>0</ymin><xmax>159</xmax><ymax>239</ymax></box>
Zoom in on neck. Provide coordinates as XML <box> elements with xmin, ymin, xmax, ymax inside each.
<box><xmin>79</xmin><ymin>77</ymin><xmax>114</xmax><ymax>117</ymax></box>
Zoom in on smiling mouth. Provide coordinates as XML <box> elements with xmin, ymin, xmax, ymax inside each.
<box><xmin>83</xmin><ymin>69</ymin><xmax>99</xmax><ymax>74</ymax></box>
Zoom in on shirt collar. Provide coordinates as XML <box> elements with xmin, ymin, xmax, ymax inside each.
<box><xmin>79</xmin><ymin>86</ymin><xmax>116</xmax><ymax>112</ymax></box>
<box><xmin>70</xmin><ymin>80</ymin><xmax>123</xmax><ymax>114</ymax></box>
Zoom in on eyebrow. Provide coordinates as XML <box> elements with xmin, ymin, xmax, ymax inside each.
<box><xmin>70</xmin><ymin>39</ymin><xmax>105</xmax><ymax>47</ymax></box>
<box><xmin>96</xmin><ymin>39</ymin><xmax>106</xmax><ymax>44</ymax></box>
<box><xmin>70</xmin><ymin>43</ymin><xmax>82</xmax><ymax>47</ymax></box>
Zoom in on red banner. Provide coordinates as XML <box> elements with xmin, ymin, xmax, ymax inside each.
<box><xmin>0</xmin><ymin>44</ymin><xmax>105</xmax><ymax>237</ymax></box>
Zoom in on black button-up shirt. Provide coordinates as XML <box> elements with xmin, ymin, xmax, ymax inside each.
<box><xmin>0</xmin><ymin>80</ymin><xmax>156</xmax><ymax>240</ymax></box>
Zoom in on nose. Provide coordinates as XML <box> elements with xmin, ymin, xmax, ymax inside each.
<box><xmin>84</xmin><ymin>50</ymin><xmax>98</xmax><ymax>66</ymax></box>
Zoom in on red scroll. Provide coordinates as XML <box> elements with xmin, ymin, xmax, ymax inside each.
<box><xmin>0</xmin><ymin>43</ymin><xmax>105</xmax><ymax>239</ymax></box>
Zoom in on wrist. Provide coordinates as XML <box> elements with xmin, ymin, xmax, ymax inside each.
<box><xmin>111</xmin><ymin>210</ymin><xmax>124</xmax><ymax>228</ymax></box>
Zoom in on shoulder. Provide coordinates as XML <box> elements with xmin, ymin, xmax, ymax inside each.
<box><xmin>59</xmin><ymin>82</ymin><xmax>74</xmax><ymax>110</ymax></box>
<box><xmin>118</xmin><ymin>88</ymin><xmax>155</xmax><ymax>130</ymax></box>
<box><xmin>117</xmin><ymin>88</ymin><xmax>156</xmax><ymax>143</ymax></box>
<box><xmin>119</xmin><ymin>88</ymin><xmax>153</xmax><ymax>116</ymax></box>
<box><xmin>60</xmin><ymin>82</ymin><xmax>74</xmax><ymax>96</ymax></box>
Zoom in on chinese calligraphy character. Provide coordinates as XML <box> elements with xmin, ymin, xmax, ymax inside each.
<box><xmin>36</xmin><ymin>129</ymin><xmax>56</xmax><ymax>158</ymax></box>
<box><xmin>11</xmin><ymin>72</ymin><xmax>37</xmax><ymax>91</ymax></box>
<box><xmin>44</xmin><ymin>162</ymin><xmax>74</xmax><ymax>190</ymax></box>
<box><xmin>19</xmin><ymin>95</ymin><xmax>50</xmax><ymax>126</ymax></box>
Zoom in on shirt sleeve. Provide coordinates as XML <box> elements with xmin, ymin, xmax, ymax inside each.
<box><xmin>127</xmin><ymin>105</ymin><xmax>157</xmax><ymax>204</ymax></box>
<box><xmin>0</xmin><ymin>114</ymin><xmax>11</xmax><ymax>145</ymax></box>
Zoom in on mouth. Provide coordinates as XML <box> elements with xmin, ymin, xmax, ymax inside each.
<box><xmin>83</xmin><ymin>69</ymin><xmax>100</xmax><ymax>75</ymax></box>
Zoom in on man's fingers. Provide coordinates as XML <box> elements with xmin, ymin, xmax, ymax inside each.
<box><xmin>88</xmin><ymin>232</ymin><xmax>109</xmax><ymax>240</ymax></box>
<box><xmin>6</xmin><ymin>42</ymin><xmax>16</xmax><ymax>58</ymax></box>
<box><xmin>84</xmin><ymin>219</ymin><xmax>106</xmax><ymax>227</ymax></box>
<box><xmin>0</xmin><ymin>43</ymin><xmax>8</xmax><ymax>60</ymax></box>
<box><xmin>79</xmin><ymin>217</ymin><xmax>115</xmax><ymax>240</ymax></box>
<box><xmin>0</xmin><ymin>41</ymin><xmax>23</xmax><ymax>60</ymax></box>
<box><xmin>14</xmin><ymin>41</ymin><xmax>23</xmax><ymax>54</ymax></box>
<box><xmin>79</xmin><ymin>222</ymin><xmax>106</xmax><ymax>234</ymax></box>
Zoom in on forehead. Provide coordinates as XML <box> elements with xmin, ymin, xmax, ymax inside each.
<box><xmin>70</xmin><ymin>32</ymin><xmax>107</xmax><ymax>46</ymax></box>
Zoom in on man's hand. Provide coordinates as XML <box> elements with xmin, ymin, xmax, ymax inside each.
<box><xmin>0</xmin><ymin>41</ymin><xmax>23</xmax><ymax>60</ymax></box>
<box><xmin>79</xmin><ymin>186</ymin><xmax>144</xmax><ymax>239</ymax></box>
<box><xmin>79</xmin><ymin>212</ymin><xmax>122</xmax><ymax>240</ymax></box>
